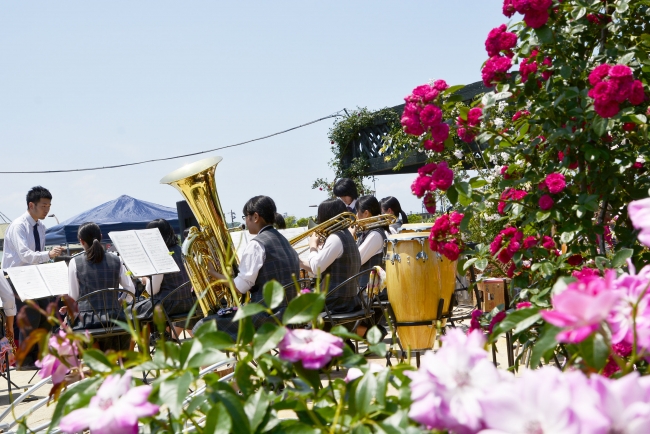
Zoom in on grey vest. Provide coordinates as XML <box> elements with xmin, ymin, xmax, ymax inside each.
<box><xmin>75</xmin><ymin>252</ymin><xmax>122</xmax><ymax>313</ymax></box>
<box><xmin>323</xmin><ymin>230</ymin><xmax>361</xmax><ymax>302</ymax></box>
<box><xmin>155</xmin><ymin>244</ymin><xmax>191</xmax><ymax>303</ymax></box>
<box><xmin>356</xmin><ymin>227</ymin><xmax>387</xmax><ymax>287</ymax></box>
<box><xmin>250</xmin><ymin>226</ymin><xmax>300</xmax><ymax>305</ymax></box>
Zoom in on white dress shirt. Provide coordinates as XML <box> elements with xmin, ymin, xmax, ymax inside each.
<box><xmin>2</xmin><ymin>212</ymin><xmax>50</xmax><ymax>268</ymax></box>
<box><xmin>358</xmin><ymin>231</ymin><xmax>385</xmax><ymax>265</ymax></box>
<box><xmin>68</xmin><ymin>253</ymin><xmax>136</xmax><ymax>301</ymax></box>
<box><xmin>0</xmin><ymin>276</ymin><xmax>16</xmax><ymax>316</ymax></box>
<box><xmin>233</xmin><ymin>239</ymin><xmax>266</xmax><ymax>294</ymax></box>
<box><xmin>307</xmin><ymin>234</ymin><xmax>343</xmax><ymax>276</ymax></box>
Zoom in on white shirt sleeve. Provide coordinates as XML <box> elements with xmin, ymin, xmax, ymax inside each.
<box><xmin>233</xmin><ymin>240</ymin><xmax>266</xmax><ymax>294</ymax></box>
<box><xmin>119</xmin><ymin>259</ymin><xmax>136</xmax><ymax>299</ymax></box>
<box><xmin>358</xmin><ymin>231</ymin><xmax>384</xmax><ymax>265</ymax></box>
<box><xmin>0</xmin><ymin>276</ymin><xmax>16</xmax><ymax>316</ymax></box>
<box><xmin>149</xmin><ymin>274</ymin><xmax>164</xmax><ymax>296</ymax></box>
<box><xmin>6</xmin><ymin>222</ymin><xmax>50</xmax><ymax>265</ymax></box>
<box><xmin>68</xmin><ymin>258</ymin><xmax>79</xmax><ymax>301</ymax></box>
<box><xmin>307</xmin><ymin>235</ymin><xmax>343</xmax><ymax>276</ymax></box>
<box><xmin>389</xmin><ymin>225</ymin><xmax>398</xmax><ymax>235</ymax></box>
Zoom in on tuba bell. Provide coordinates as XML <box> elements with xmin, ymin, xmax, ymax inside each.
<box><xmin>160</xmin><ymin>156</ymin><xmax>241</xmax><ymax>317</ymax></box>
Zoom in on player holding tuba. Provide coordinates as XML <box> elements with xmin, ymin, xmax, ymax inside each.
<box><xmin>192</xmin><ymin>196</ymin><xmax>299</xmax><ymax>338</ymax></box>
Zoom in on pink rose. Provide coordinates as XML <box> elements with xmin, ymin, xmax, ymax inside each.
<box><xmin>482</xmin><ymin>55</ymin><xmax>512</xmax><ymax>86</ymax></box>
<box><xmin>278</xmin><ymin>328</ymin><xmax>344</xmax><ymax>370</ymax></box>
<box><xmin>432</xmin><ymin>79</ymin><xmax>449</xmax><ymax>91</ymax></box>
<box><xmin>420</xmin><ymin>104</ymin><xmax>443</xmax><ymax>128</ymax></box>
<box><xmin>411</xmin><ymin>175</ymin><xmax>431</xmax><ymax>198</ymax></box>
<box><xmin>544</xmin><ymin>173</ymin><xmax>566</xmax><ymax>194</ymax></box>
<box><xmin>431</xmin><ymin>161</ymin><xmax>454</xmax><ymax>191</ymax></box>
<box><xmin>423</xmin><ymin>191</ymin><xmax>436</xmax><ymax>214</ymax></box>
<box><xmin>423</xmin><ymin>139</ymin><xmax>444</xmax><ymax>152</ymax></box>
<box><xmin>430</xmin><ymin>122</ymin><xmax>450</xmax><ymax>144</ymax></box>
<box><xmin>485</xmin><ymin>24</ymin><xmax>518</xmax><ymax>57</ymax></box>
<box><xmin>523</xmin><ymin>236</ymin><xmax>537</xmax><ymax>249</ymax></box>
<box><xmin>539</xmin><ymin>194</ymin><xmax>554</xmax><ymax>210</ymax></box>
<box><xmin>516</xmin><ymin>301</ymin><xmax>533</xmax><ymax>309</ymax></box>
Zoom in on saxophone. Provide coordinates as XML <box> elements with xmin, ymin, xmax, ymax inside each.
<box><xmin>160</xmin><ymin>156</ymin><xmax>241</xmax><ymax>316</ymax></box>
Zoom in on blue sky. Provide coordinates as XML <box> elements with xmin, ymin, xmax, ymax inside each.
<box><xmin>0</xmin><ymin>1</ymin><xmax>504</xmax><ymax>226</ymax></box>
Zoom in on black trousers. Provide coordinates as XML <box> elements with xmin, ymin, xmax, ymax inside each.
<box><xmin>6</xmin><ymin>277</ymin><xmax>53</xmax><ymax>366</ymax></box>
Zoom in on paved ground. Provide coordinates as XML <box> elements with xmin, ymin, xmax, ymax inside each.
<box><xmin>0</xmin><ymin>319</ymin><xmax>512</xmax><ymax>431</ymax></box>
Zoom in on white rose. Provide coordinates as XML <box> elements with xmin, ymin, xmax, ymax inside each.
<box><xmin>454</xmin><ymin>150</ymin><xmax>464</xmax><ymax>159</ymax></box>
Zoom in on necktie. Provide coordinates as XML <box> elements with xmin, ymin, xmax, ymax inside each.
<box><xmin>347</xmin><ymin>206</ymin><xmax>353</xmax><ymax>212</ymax></box>
<box><xmin>33</xmin><ymin>223</ymin><xmax>41</xmax><ymax>252</ymax></box>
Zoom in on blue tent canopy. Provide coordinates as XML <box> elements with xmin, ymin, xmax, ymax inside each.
<box><xmin>45</xmin><ymin>195</ymin><xmax>180</xmax><ymax>246</ymax></box>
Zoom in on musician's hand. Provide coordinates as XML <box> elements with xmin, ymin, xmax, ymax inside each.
<box><xmin>348</xmin><ymin>226</ymin><xmax>357</xmax><ymax>238</ymax></box>
<box><xmin>5</xmin><ymin>316</ymin><xmax>14</xmax><ymax>338</ymax></box>
<box><xmin>140</xmin><ymin>276</ymin><xmax>150</xmax><ymax>286</ymax></box>
<box><xmin>308</xmin><ymin>233</ymin><xmax>320</xmax><ymax>250</ymax></box>
<box><xmin>59</xmin><ymin>306</ymin><xmax>68</xmax><ymax>316</ymax></box>
<box><xmin>208</xmin><ymin>262</ymin><xmax>226</xmax><ymax>281</ymax></box>
<box><xmin>49</xmin><ymin>246</ymin><xmax>64</xmax><ymax>258</ymax></box>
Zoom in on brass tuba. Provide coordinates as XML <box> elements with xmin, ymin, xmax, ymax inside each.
<box><xmin>354</xmin><ymin>214</ymin><xmax>397</xmax><ymax>233</ymax></box>
<box><xmin>160</xmin><ymin>156</ymin><xmax>241</xmax><ymax>317</ymax></box>
<box><xmin>288</xmin><ymin>212</ymin><xmax>357</xmax><ymax>247</ymax></box>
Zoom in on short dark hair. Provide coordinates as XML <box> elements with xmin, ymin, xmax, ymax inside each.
<box><xmin>381</xmin><ymin>196</ymin><xmax>409</xmax><ymax>223</ymax></box>
<box><xmin>274</xmin><ymin>212</ymin><xmax>286</xmax><ymax>229</ymax></box>
<box><xmin>357</xmin><ymin>195</ymin><xmax>381</xmax><ymax>217</ymax></box>
<box><xmin>146</xmin><ymin>218</ymin><xmax>178</xmax><ymax>248</ymax></box>
<box><xmin>317</xmin><ymin>198</ymin><xmax>347</xmax><ymax>224</ymax></box>
<box><xmin>333</xmin><ymin>178</ymin><xmax>358</xmax><ymax>200</ymax></box>
<box><xmin>242</xmin><ymin>196</ymin><xmax>276</xmax><ymax>225</ymax></box>
<box><xmin>26</xmin><ymin>186</ymin><xmax>52</xmax><ymax>208</ymax></box>
<box><xmin>78</xmin><ymin>222</ymin><xmax>105</xmax><ymax>264</ymax></box>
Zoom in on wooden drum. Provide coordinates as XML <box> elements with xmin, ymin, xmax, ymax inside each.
<box><xmin>385</xmin><ymin>233</ymin><xmax>457</xmax><ymax>351</ymax></box>
<box><xmin>397</xmin><ymin>223</ymin><xmax>434</xmax><ymax>233</ymax></box>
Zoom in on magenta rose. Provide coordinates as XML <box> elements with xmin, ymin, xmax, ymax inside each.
<box><xmin>544</xmin><ymin>173</ymin><xmax>566</xmax><ymax>194</ymax></box>
<box><xmin>539</xmin><ymin>194</ymin><xmax>554</xmax><ymax>210</ymax></box>
<box><xmin>278</xmin><ymin>328</ymin><xmax>344</xmax><ymax>370</ymax></box>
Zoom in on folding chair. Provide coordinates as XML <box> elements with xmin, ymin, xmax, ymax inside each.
<box><xmin>320</xmin><ymin>268</ymin><xmax>376</xmax><ymax>351</ymax></box>
<box><xmin>70</xmin><ymin>288</ymin><xmax>136</xmax><ymax>350</ymax></box>
<box><xmin>157</xmin><ymin>281</ymin><xmax>201</xmax><ymax>342</ymax></box>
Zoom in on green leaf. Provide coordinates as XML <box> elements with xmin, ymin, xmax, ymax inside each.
<box><xmin>446</xmin><ymin>186</ymin><xmax>458</xmax><ymax>205</ymax></box>
<box><xmin>198</xmin><ymin>331</ymin><xmax>235</xmax><ymax>350</ymax></box>
<box><xmin>463</xmin><ymin>258</ymin><xmax>478</xmax><ymax>271</ymax></box>
<box><xmin>475</xmin><ymin>258</ymin><xmax>488</xmax><ymax>271</ymax></box>
<box><xmin>560</xmin><ymin>64</ymin><xmax>572</xmax><ymax>79</ymax></box>
<box><xmin>204</xmin><ymin>402</ymin><xmax>232</xmax><ymax>434</ymax></box>
<box><xmin>595</xmin><ymin>256</ymin><xmax>609</xmax><ymax>270</ymax></box>
<box><xmin>579</xmin><ymin>334</ymin><xmax>609</xmax><ymax>370</ymax></box>
<box><xmin>47</xmin><ymin>377</ymin><xmax>102</xmax><ymax>432</ymax></box>
<box><xmin>366</xmin><ymin>326</ymin><xmax>383</xmax><ymax>345</ymax></box>
<box><xmin>560</xmin><ymin>231</ymin><xmax>575</xmax><ymax>244</ymax></box>
<box><xmin>481</xmin><ymin>92</ymin><xmax>496</xmax><ymax>109</ymax></box>
<box><xmin>592</xmin><ymin>117</ymin><xmax>608</xmax><ymax>137</ymax></box>
<box><xmin>253</xmin><ymin>323</ymin><xmax>287</xmax><ymax>358</ymax></box>
<box><xmin>355</xmin><ymin>370</ymin><xmax>378</xmax><ymax>416</ymax></box>
<box><xmin>585</xmin><ymin>147</ymin><xmax>601</xmax><ymax>162</ymax></box>
<box><xmin>263</xmin><ymin>280</ymin><xmax>285</xmax><ymax>310</ymax></box>
<box><xmin>282</xmin><ymin>292</ymin><xmax>325</xmax><ymax>325</ymax></box>
<box><xmin>330</xmin><ymin>324</ymin><xmax>363</xmax><ymax>341</ymax></box>
<box><xmin>529</xmin><ymin>324</ymin><xmax>560</xmax><ymax>368</ymax></box>
<box><xmin>158</xmin><ymin>372</ymin><xmax>193</xmax><ymax>417</ymax></box>
<box><xmin>611</xmin><ymin>248</ymin><xmax>634</xmax><ymax>268</ymax></box>
<box><xmin>492</xmin><ymin>308</ymin><xmax>540</xmax><ymax>338</ymax></box>
<box><xmin>616</xmin><ymin>0</ymin><xmax>630</xmax><ymax>14</ymax></box>
<box><xmin>186</xmin><ymin>348</ymin><xmax>227</xmax><ymax>369</ymax></box>
<box><xmin>455</xmin><ymin>181</ymin><xmax>471</xmax><ymax>197</ymax></box>
<box><xmin>244</xmin><ymin>390</ymin><xmax>270</xmax><ymax>433</ymax></box>
<box><xmin>233</xmin><ymin>303</ymin><xmax>267</xmax><ymax>321</ymax></box>
<box><xmin>82</xmin><ymin>349</ymin><xmax>114</xmax><ymax>373</ymax></box>
<box><xmin>536</xmin><ymin>211</ymin><xmax>551</xmax><ymax>222</ymax></box>
<box><xmin>619</xmin><ymin>51</ymin><xmax>635</xmax><ymax>65</ymax></box>
<box><xmin>470</xmin><ymin>178</ymin><xmax>488</xmax><ymax>189</ymax></box>
<box><xmin>209</xmin><ymin>382</ymin><xmax>251</xmax><ymax>434</ymax></box>
<box><xmin>539</xmin><ymin>262</ymin><xmax>555</xmax><ymax>277</ymax></box>
<box><xmin>630</xmin><ymin>114</ymin><xmax>648</xmax><ymax>124</ymax></box>
<box><xmin>534</xmin><ymin>25</ymin><xmax>553</xmax><ymax>43</ymax></box>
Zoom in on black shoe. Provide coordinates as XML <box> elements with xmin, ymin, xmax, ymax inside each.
<box><xmin>17</xmin><ymin>364</ymin><xmax>40</xmax><ymax>371</ymax></box>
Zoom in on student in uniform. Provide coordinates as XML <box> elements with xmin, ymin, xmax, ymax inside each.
<box><xmin>67</xmin><ymin>222</ymin><xmax>135</xmax><ymax>350</ymax></box>
<box><xmin>333</xmin><ymin>178</ymin><xmax>359</xmax><ymax>214</ymax></box>
<box><xmin>380</xmin><ymin>196</ymin><xmax>409</xmax><ymax>234</ymax></box>
<box><xmin>193</xmin><ymin>196</ymin><xmax>299</xmax><ymax>338</ymax></box>
<box><xmin>300</xmin><ymin>198</ymin><xmax>361</xmax><ymax>315</ymax></box>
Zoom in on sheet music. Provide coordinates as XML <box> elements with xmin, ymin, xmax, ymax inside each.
<box><xmin>5</xmin><ymin>266</ymin><xmax>51</xmax><ymax>301</ymax></box>
<box><xmin>109</xmin><ymin>231</ymin><xmax>157</xmax><ymax>277</ymax></box>
<box><xmin>38</xmin><ymin>262</ymin><xmax>70</xmax><ymax>296</ymax></box>
<box><xmin>136</xmin><ymin>229</ymin><xmax>180</xmax><ymax>274</ymax></box>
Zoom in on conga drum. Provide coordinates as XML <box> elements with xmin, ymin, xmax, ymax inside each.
<box><xmin>385</xmin><ymin>233</ymin><xmax>457</xmax><ymax>351</ymax></box>
<box><xmin>397</xmin><ymin>223</ymin><xmax>434</xmax><ymax>233</ymax></box>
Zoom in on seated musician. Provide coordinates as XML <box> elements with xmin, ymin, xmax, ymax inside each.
<box><xmin>133</xmin><ymin>219</ymin><xmax>195</xmax><ymax>319</ymax></box>
<box><xmin>380</xmin><ymin>196</ymin><xmax>409</xmax><ymax>234</ymax></box>
<box><xmin>274</xmin><ymin>212</ymin><xmax>287</xmax><ymax>230</ymax></box>
<box><xmin>353</xmin><ymin>196</ymin><xmax>389</xmax><ymax>338</ymax></box>
<box><xmin>333</xmin><ymin>178</ymin><xmax>359</xmax><ymax>213</ymax></box>
<box><xmin>66</xmin><ymin>222</ymin><xmax>135</xmax><ymax>350</ymax></box>
<box><xmin>299</xmin><ymin>198</ymin><xmax>361</xmax><ymax>315</ymax></box>
<box><xmin>192</xmin><ymin>196</ymin><xmax>299</xmax><ymax>338</ymax></box>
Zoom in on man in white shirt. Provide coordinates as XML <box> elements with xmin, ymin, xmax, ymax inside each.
<box><xmin>2</xmin><ymin>186</ymin><xmax>63</xmax><ymax>368</ymax></box>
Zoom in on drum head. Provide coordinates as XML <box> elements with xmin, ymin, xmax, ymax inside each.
<box><xmin>387</xmin><ymin>232</ymin><xmax>429</xmax><ymax>242</ymax></box>
<box><xmin>398</xmin><ymin>223</ymin><xmax>433</xmax><ymax>233</ymax></box>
